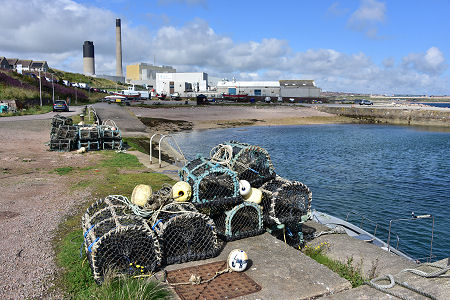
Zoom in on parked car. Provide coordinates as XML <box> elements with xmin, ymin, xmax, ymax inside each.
<box><xmin>264</xmin><ymin>96</ymin><xmax>271</xmax><ymax>103</ymax></box>
<box><xmin>53</xmin><ymin>100</ymin><xmax>69</xmax><ymax>112</ymax></box>
<box><xmin>170</xmin><ymin>92</ymin><xmax>181</xmax><ymax>100</ymax></box>
<box><xmin>359</xmin><ymin>99</ymin><xmax>373</xmax><ymax>105</ymax></box>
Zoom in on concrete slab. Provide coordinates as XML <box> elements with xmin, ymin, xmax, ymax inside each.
<box><xmin>324</xmin><ymin>258</ymin><xmax>450</xmax><ymax>300</ymax></box>
<box><xmin>304</xmin><ymin>220</ymin><xmax>417</xmax><ymax>278</ymax></box>
<box><xmin>163</xmin><ymin>233</ymin><xmax>352</xmax><ymax>300</ymax></box>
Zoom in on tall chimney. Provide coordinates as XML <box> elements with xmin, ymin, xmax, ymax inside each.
<box><xmin>83</xmin><ymin>41</ymin><xmax>95</xmax><ymax>75</ymax></box>
<box><xmin>115</xmin><ymin>18</ymin><xmax>123</xmax><ymax>77</ymax></box>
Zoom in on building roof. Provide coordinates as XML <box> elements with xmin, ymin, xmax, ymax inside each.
<box><xmin>17</xmin><ymin>59</ymin><xmax>33</xmax><ymax>67</ymax></box>
<box><xmin>217</xmin><ymin>80</ymin><xmax>280</xmax><ymax>88</ymax></box>
<box><xmin>279</xmin><ymin>80</ymin><xmax>315</xmax><ymax>87</ymax></box>
<box><xmin>6</xmin><ymin>58</ymin><xmax>18</xmax><ymax>65</ymax></box>
<box><xmin>31</xmin><ymin>61</ymin><xmax>48</xmax><ymax>68</ymax></box>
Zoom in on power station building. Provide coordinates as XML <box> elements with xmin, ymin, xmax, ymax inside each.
<box><xmin>156</xmin><ymin>72</ymin><xmax>208</xmax><ymax>96</ymax></box>
<box><xmin>126</xmin><ymin>63</ymin><xmax>175</xmax><ymax>88</ymax></box>
<box><xmin>216</xmin><ymin>79</ymin><xmax>321</xmax><ymax>100</ymax></box>
<box><xmin>83</xmin><ymin>41</ymin><xmax>95</xmax><ymax>75</ymax></box>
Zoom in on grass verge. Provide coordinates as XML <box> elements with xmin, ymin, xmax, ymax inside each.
<box><xmin>0</xmin><ymin>105</ymin><xmax>53</xmax><ymax>117</ymax></box>
<box><xmin>54</xmin><ymin>151</ymin><xmax>175</xmax><ymax>299</ymax></box>
<box><xmin>303</xmin><ymin>242</ymin><xmax>366</xmax><ymax>287</ymax></box>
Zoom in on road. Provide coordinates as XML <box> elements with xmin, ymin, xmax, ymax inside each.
<box><xmin>0</xmin><ymin>106</ymin><xmax>84</xmax><ymax>122</ymax></box>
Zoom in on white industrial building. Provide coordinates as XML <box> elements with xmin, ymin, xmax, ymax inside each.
<box><xmin>216</xmin><ymin>80</ymin><xmax>280</xmax><ymax>97</ymax></box>
<box><xmin>126</xmin><ymin>63</ymin><xmax>175</xmax><ymax>88</ymax></box>
<box><xmin>156</xmin><ymin>72</ymin><xmax>208</xmax><ymax>96</ymax></box>
<box><xmin>216</xmin><ymin>79</ymin><xmax>321</xmax><ymax>100</ymax></box>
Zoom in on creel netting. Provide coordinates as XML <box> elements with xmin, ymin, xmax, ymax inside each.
<box><xmin>223</xmin><ymin>141</ymin><xmax>276</xmax><ymax>188</ymax></box>
<box><xmin>211</xmin><ymin>201</ymin><xmax>264</xmax><ymax>241</ymax></box>
<box><xmin>179</xmin><ymin>156</ymin><xmax>242</xmax><ymax>208</ymax></box>
<box><xmin>259</xmin><ymin>175</ymin><xmax>312</xmax><ymax>226</ymax></box>
<box><xmin>82</xmin><ymin>196</ymin><xmax>162</xmax><ymax>284</ymax></box>
<box><xmin>151</xmin><ymin>202</ymin><xmax>222</xmax><ymax>265</ymax></box>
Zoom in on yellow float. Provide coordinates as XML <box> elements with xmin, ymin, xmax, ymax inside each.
<box><xmin>131</xmin><ymin>184</ymin><xmax>152</xmax><ymax>207</ymax></box>
<box><xmin>172</xmin><ymin>181</ymin><xmax>192</xmax><ymax>202</ymax></box>
<box><xmin>243</xmin><ymin>187</ymin><xmax>262</xmax><ymax>204</ymax></box>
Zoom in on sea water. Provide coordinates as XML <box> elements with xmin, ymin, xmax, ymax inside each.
<box><xmin>172</xmin><ymin>124</ymin><xmax>449</xmax><ymax>261</ymax></box>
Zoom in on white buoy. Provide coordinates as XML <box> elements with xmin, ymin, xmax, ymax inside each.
<box><xmin>228</xmin><ymin>249</ymin><xmax>248</xmax><ymax>272</ymax></box>
<box><xmin>239</xmin><ymin>180</ymin><xmax>251</xmax><ymax>197</ymax></box>
<box><xmin>131</xmin><ymin>184</ymin><xmax>152</xmax><ymax>207</ymax></box>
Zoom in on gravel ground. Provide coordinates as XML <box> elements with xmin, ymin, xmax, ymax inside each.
<box><xmin>0</xmin><ymin>118</ymin><xmax>100</xmax><ymax>299</ymax></box>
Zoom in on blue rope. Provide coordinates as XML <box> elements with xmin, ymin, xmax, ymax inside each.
<box><xmin>88</xmin><ymin>237</ymin><xmax>101</xmax><ymax>253</ymax></box>
<box><xmin>152</xmin><ymin>219</ymin><xmax>163</xmax><ymax>230</ymax></box>
<box><xmin>80</xmin><ymin>224</ymin><xmax>96</xmax><ymax>258</ymax></box>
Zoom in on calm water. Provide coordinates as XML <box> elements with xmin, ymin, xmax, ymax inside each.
<box><xmin>173</xmin><ymin>124</ymin><xmax>449</xmax><ymax>261</ymax></box>
<box><xmin>420</xmin><ymin>102</ymin><xmax>450</xmax><ymax>108</ymax></box>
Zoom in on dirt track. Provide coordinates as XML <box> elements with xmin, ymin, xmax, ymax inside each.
<box><xmin>0</xmin><ymin>118</ymin><xmax>100</xmax><ymax>299</ymax></box>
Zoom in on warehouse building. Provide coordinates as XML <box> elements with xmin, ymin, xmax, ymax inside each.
<box><xmin>216</xmin><ymin>79</ymin><xmax>280</xmax><ymax>97</ymax></box>
<box><xmin>279</xmin><ymin>80</ymin><xmax>320</xmax><ymax>98</ymax></box>
<box><xmin>156</xmin><ymin>72</ymin><xmax>208</xmax><ymax>96</ymax></box>
<box><xmin>126</xmin><ymin>63</ymin><xmax>175</xmax><ymax>88</ymax></box>
<box><xmin>216</xmin><ymin>79</ymin><xmax>321</xmax><ymax>101</ymax></box>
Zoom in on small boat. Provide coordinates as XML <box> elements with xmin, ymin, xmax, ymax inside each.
<box><xmin>311</xmin><ymin>210</ymin><xmax>434</xmax><ymax>262</ymax></box>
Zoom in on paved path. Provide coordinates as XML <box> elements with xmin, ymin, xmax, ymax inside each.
<box><xmin>0</xmin><ymin>106</ymin><xmax>83</xmax><ymax>122</ymax></box>
<box><xmin>93</xmin><ymin>102</ymin><xmax>148</xmax><ymax>136</ymax></box>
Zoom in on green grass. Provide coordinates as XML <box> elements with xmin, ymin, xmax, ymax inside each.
<box><xmin>53</xmin><ymin>166</ymin><xmax>74</xmax><ymax>175</ymax></box>
<box><xmin>303</xmin><ymin>243</ymin><xmax>366</xmax><ymax>288</ymax></box>
<box><xmin>54</xmin><ymin>151</ymin><xmax>175</xmax><ymax>298</ymax></box>
<box><xmin>0</xmin><ymin>104</ymin><xmax>53</xmax><ymax>117</ymax></box>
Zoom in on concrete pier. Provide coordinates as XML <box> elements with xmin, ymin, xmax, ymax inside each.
<box><xmin>317</xmin><ymin>105</ymin><xmax>450</xmax><ymax>127</ymax></box>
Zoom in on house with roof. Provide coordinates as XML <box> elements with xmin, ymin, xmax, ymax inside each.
<box><xmin>30</xmin><ymin>61</ymin><xmax>49</xmax><ymax>72</ymax></box>
<box><xmin>16</xmin><ymin>59</ymin><xmax>33</xmax><ymax>71</ymax></box>
<box><xmin>0</xmin><ymin>57</ymin><xmax>11</xmax><ymax>69</ymax></box>
<box><xmin>6</xmin><ymin>58</ymin><xmax>18</xmax><ymax>69</ymax></box>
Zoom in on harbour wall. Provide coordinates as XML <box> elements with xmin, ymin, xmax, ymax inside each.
<box><xmin>317</xmin><ymin>106</ymin><xmax>450</xmax><ymax>127</ymax></box>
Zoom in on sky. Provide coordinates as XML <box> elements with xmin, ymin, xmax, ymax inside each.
<box><xmin>0</xmin><ymin>0</ymin><xmax>449</xmax><ymax>95</ymax></box>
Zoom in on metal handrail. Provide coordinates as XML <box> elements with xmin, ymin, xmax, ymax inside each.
<box><xmin>387</xmin><ymin>213</ymin><xmax>434</xmax><ymax>262</ymax></box>
<box><xmin>149</xmin><ymin>133</ymin><xmax>187</xmax><ymax>168</ymax></box>
<box><xmin>149</xmin><ymin>133</ymin><xmax>163</xmax><ymax>164</ymax></box>
<box><xmin>346</xmin><ymin>210</ymin><xmax>401</xmax><ymax>249</ymax></box>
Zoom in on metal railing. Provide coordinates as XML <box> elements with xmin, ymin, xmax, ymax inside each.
<box><xmin>149</xmin><ymin>133</ymin><xmax>186</xmax><ymax>168</ymax></box>
<box><xmin>387</xmin><ymin>213</ymin><xmax>435</xmax><ymax>263</ymax></box>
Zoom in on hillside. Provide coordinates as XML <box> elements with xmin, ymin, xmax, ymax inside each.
<box><xmin>0</xmin><ymin>69</ymin><xmax>126</xmax><ymax>106</ymax></box>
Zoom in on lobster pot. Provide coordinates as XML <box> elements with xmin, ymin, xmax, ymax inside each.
<box><xmin>211</xmin><ymin>202</ymin><xmax>264</xmax><ymax>241</ymax></box>
<box><xmin>78</xmin><ymin>126</ymin><xmax>101</xmax><ymax>151</ymax></box>
<box><xmin>82</xmin><ymin>196</ymin><xmax>132</xmax><ymax>232</ymax></box>
<box><xmin>179</xmin><ymin>157</ymin><xmax>241</xmax><ymax>208</ymax></box>
<box><xmin>50</xmin><ymin>139</ymin><xmax>72</xmax><ymax>151</ymax></box>
<box><xmin>101</xmin><ymin>125</ymin><xmax>122</xmax><ymax>150</ymax></box>
<box><xmin>83</xmin><ymin>215</ymin><xmax>162</xmax><ymax>284</ymax></box>
<box><xmin>51</xmin><ymin>114</ymin><xmax>73</xmax><ymax>128</ymax></box>
<box><xmin>53</xmin><ymin>125</ymin><xmax>78</xmax><ymax>140</ymax></box>
<box><xmin>152</xmin><ymin>203</ymin><xmax>222</xmax><ymax>265</ymax></box>
<box><xmin>224</xmin><ymin>141</ymin><xmax>276</xmax><ymax>188</ymax></box>
<box><xmin>50</xmin><ymin>125</ymin><xmax>78</xmax><ymax>151</ymax></box>
<box><xmin>260</xmin><ymin>176</ymin><xmax>312</xmax><ymax>226</ymax></box>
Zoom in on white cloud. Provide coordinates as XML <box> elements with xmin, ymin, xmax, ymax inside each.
<box><xmin>402</xmin><ymin>47</ymin><xmax>447</xmax><ymax>75</ymax></box>
<box><xmin>0</xmin><ymin>0</ymin><xmax>448</xmax><ymax>95</ymax></box>
<box><xmin>348</xmin><ymin>0</ymin><xmax>386</xmax><ymax>38</ymax></box>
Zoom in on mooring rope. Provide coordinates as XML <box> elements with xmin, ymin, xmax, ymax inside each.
<box><xmin>367</xmin><ymin>263</ymin><xmax>450</xmax><ymax>300</ymax></box>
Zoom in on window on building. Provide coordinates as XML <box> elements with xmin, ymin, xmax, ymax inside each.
<box><xmin>254</xmin><ymin>89</ymin><xmax>261</xmax><ymax>96</ymax></box>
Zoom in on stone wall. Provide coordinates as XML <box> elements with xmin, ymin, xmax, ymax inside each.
<box><xmin>317</xmin><ymin>106</ymin><xmax>450</xmax><ymax>127</ymax></box>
